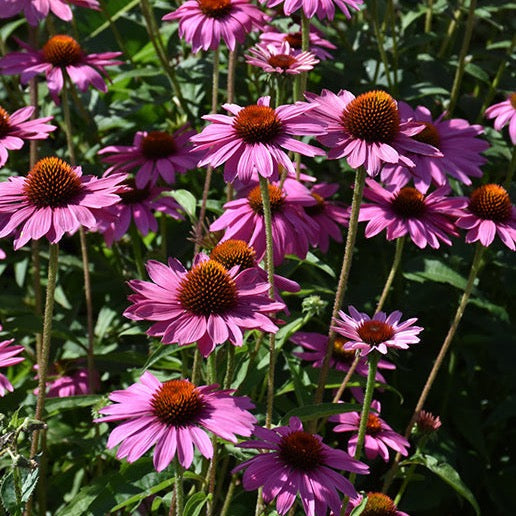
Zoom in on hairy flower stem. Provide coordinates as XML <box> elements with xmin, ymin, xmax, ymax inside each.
<box><xmin>226</xmin><ymin>49</ymin><xmax>237</xmax><ymax>203</ymax></box>
<box><xmin>194</xmin><ymin>47</ymin><xmax>220</xmax><ymax>255</ymax></box>
<box><xmin>129</xmin><ymin>225</ymin><xmax>145</xmax><ymax>278</ymax></box>
<box><xmin>370</xmin><ymin>0</ymin><xmax>394</xmax><ymax>92</ymax></box>
<box><xmin>376</xmin><ymin>236</ymin><xmax>406</xmax><ymax>313</ymax></box>
<box><xmin>447</xmin><ymin>0</ymin><xmax>477</xmax><ymax>116</ymax></box>
<box><xmin>220</xmin><ymin>475</ymin><xmax>237</xmax><ymax>516</ymax></box>
<box><xmin>312</xmin><ymin>167</ymin><xmax>367</xmax><ymax>417</ymax></box>
<box><xmin>224</xmin><ymin>346</ymin><xmax>236</xmax><ymax>389</ymax></box>
<box><xmin>505</xmin><ymin>144</ymin><xmax>516</xmax><ymax>188</ymax></box>
<box><xmin>382</xmin><ymin>242</ymin><xmax>486</xmax><ymax>493</ymax></box>
<box><xmin>174</xmin><ymin>460</ymin><xmax>184</xmax><ymax>515</ymax></box>
<box><xmin>437</xmin><ymin>0</ymin><xmax>464</xmax><ymax>58</ymax></box>
<box><xmin>332</xmin><ymin>355</ymin><xmax>361</xmax><ymax>404</ymax></box>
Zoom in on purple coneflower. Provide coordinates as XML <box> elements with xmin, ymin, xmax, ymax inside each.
<box><xmin>456</xmin><ymin>183</ymin><xmax>515</xmax><ymax>250</ymax></box>
<box><xmin>124</xmin><ymin>253</ymin><xmax>284</xmax><ymax>357</ymax></box>
<box><xmin>260</xmin><ymin>0</ymin><xmax>363</xmax><ymax>21</ymax></box>
<box><xmin>485</xmin><ymin>93</ymin><xmax>516</xmax><ymax>144</ymax></box>
<box><xmin>333</xmin><ymin>306</ymin><xmax>423</xmax><ymax>356</ymax></box>
<box><xmin>210</xmin><ymin>178</ymin><xmax>319</xmax><ymax>265</ymax></box>
<box><xmin>0</xmin><ymin>328</ymin><xmax>24</xmax><ymax>397</ymax></box>
<box><xmin>0</xmin><ymin>105</ymin><xmax>56</xmax><ymax>168</ymax></box>
<box><xmin>358</xmin><ymin>180</ymin><xmax>465</xmax><ymax>249</ymax></box>
<box><xmin>246</xmin><ymin>41</ymin><xmax>319</xmax><ymax>75</ymax></box>
<box><xmin>0</xmin><ymin>157</ymin><xmax>126</xmax><ymax>250</ymax></box>
<box><xmin>0</xmin><ymin>0</ymin><xmax>99</xmax><ymax>25</ymax></box>
<box><xmin>305</xmin><ymin>89</ymin><xmax>441</xmax><ymax>176</ymax></box>
<box><xmin>233</xmin><ymin>416</ymin><xmax>369</xmax><ymax>516</ymax></box>
<box><xmin>95</xmin><ymin>372</ymin><xmax>256</xmax><ymax>471</ymax></box>
<box><xmin>191</xmin><ymin>96</ymin><xmax>324</xmax><ymax>183</ymax></box>
<box><xmin>347</xmin><ymin>492</ymin><xmax>409</xmax><ymax>516</ymax></box>
<box><xmin>0</xmin><ymin>35</ymin><xmax>122</xmax><ymax>103</ymax></box>
<box><xmin>330</xmin><ymin>400</ymin><xmax>410</xmax><ymax>462</ymax></box>
<box><xmin>98</xmin><ymin>126</ymin><xmax>198</xmax><ymax>188</ymax></box>
<box><xmin>162</xmin><ymin>0</ymin><xmax>266</xmax><ymax>53</ymax></box>
<box><xmin>34</xmin><ymin>361</ymin><xmax>100</xmax><ymax>397</ymax></box>
<box><xmin>380</xmin><ymin>102</ymin><xmax>489</xmax><ymax>192</ymax></box>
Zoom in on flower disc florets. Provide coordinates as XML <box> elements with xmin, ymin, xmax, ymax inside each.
<box><xmin>468</xmin><ymin>184</ymin><xmax>511</xmax><ymax>222</ymax></box>
<box><xmin>362</xmin><ymin>492</ymin><xmax>398</xmax><ymax>516</ymax></box>
<box><xmin>390</xmin><ymin>187</ymin><xmax>426</xmax><ymax>218</ymax></box>
<box><xmin>234</xmin><ymin>105</ymin><xmax>283</xmax><ymax>144</ymax></box>
<box><xmin>140</xmin><ymin>131</ymin><xmax>177</xmax><ymax>159</ymax></box>
<box><xmin>42</xmin><ymin>35</ymin><xmax>82</xmax><ymax>66</ymax></box>
<box><xmin>210</xmin><ymin>239</ymin><xmax>256</xmax><ymax>270</ymax></box>
<box><xmin>278</xmin><ymin>430</ymin><xmax>323</xmax><ymax>471</ymax></box>
<box><xmin>0</xmin><ymin>107</ymin><xmax>10</xmax><ymax>137</ymax></box>
<box><xmin>247</xmin><ymin>183</ymin><xmax>285</xmax><ymax>214</ymax></box>
<box><xmin>412</xmin><ymin>121</ymin><xmax>441</xmax><ymax>148</ymax></box>
<box><xmin>198</xmin><ymin>0</ymin><xmax>233</xmax><ymax>17</ymax></box>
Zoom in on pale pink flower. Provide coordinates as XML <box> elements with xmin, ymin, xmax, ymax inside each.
<box><xmin>260</xmin><ymin>0</ymin><xmax>363</xmax><ymax>21</ymax></box>
<box><xmin>0</xmin><ymin>327</ymin><xmax>24</xmax><ymax>397</ymax></box>
<box><xmin>485</xmin><ymin>93</ymin><xmax>516</xmax><ymax>144</ymax></box>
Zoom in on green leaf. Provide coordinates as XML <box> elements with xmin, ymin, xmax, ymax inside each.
<box><xmin>464</xmin><ymin>62</ymin><xmax>490</xmax><ymax>83</ymax></box>
<box><xmin>403</xmin><ymin>259</ymin><xmax>468</xmax><ymax>290</ymax></box>
<box><xmin>280</xmin><ymin>403</ymin><xmax>360</xmax><ymax>424</ymax></box>
<box><xmin>0</xmin><ymin>471</ymin><xmax>20</xmax><ymax>516</ymax></box>
<box><xmin>183</xmin><ymin>491</ymin><xmax>210</xmax><ymax>516</ymax></box>
<box><xmin>14</xmin><ymin>258</ymin><xmax>29</xmax><ymax>288</ymax></box>
<box><xmin>45</xmin><ymin>395</ymin><xmax>102</xmax><ymax>415</ymax></box>
<box><xmin>110</xmin><ymin>478</ymin><xmax>175</xmax><ymax>511</ymax></box>
<box><xmin>21</xmin><ymin>468</ymin><xmax>39</xmax><ymax>503</ymax></box>
<box><xmin>349</xmin><ymin>494</ymin><xmax>368</xmax><ymax>515</ymax></box>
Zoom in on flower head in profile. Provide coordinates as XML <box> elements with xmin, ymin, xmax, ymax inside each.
<box><xmin>246</xmin><ymin>41</ymin><xmax>319</xmax><ymax>75</ymax></box>
<box><xmin>98</xmin><ymin>126</ymin><xmax>199</xmax><ymax>188</ymax></box>
<box><xmin>162</xmin><ymin>0</ymin><xmax>266</xmax><ymax>53</ymax></box>
<box><xmin>414</xmin><ymin>410</ymin><xmax>442</xmax><ymax>436</ymax></box>
<box><xmin>381</xmin><ymin>102</ymin><xmax>489</xmax><ymax>192</ymax></box>
<box><xmin>0</xmin><ymin>35</ymin><xmax>122</xmax><ymax>103</ymax></box>
<box><xmin>97</xmin><ymin>178</ymin><xmax>184</xmax><ymax>247</ymax></box>
<box><xmin>358</xmin><ymin>180</ymin><xmax>466</xmax><ymax>249</ymax></box>
<box><xmin>210</xmin><ymin>178</ymin><xmax>319</xmax><ymax>265</ymax></box>
<box><xmin>95</xmin><ymin>372</ymin><xmax>256</xmax><ymax>471</ymax></box>
<box><xmin>34</xmin><ymin>361</ymin><xmax>100</xmax><ymax>397</ymax></box>
<box><xmin>305</xmin><ymin>89</ymin><xmax>441</xmax><ymax>176</ymax></box>
<box><xmin>260</xmin><ymin>0</ymin><xmax>363</xmax><ymax>21</ymax></box>
<box><xmin>0</xmin><ymin>0</ymin><xmax>100</xmax><ymax>26</ymax></box>
<box><xmin>347</xmin><ymin>492</ymin><xmax>409</xmax><ymax>516</ymax></box>
<box><xmin>330</xmin><ymin>400</ymin><xmax>410</xmax><ymax>462</ymax></box>
<box><xmin>333</xmin><ymin>306</ymin><xmax>423</xmax><ymax>356</ymax></box>
<box><xmin>0</xmin><ymin>105</ymin><xmax>56</xmax><ymax>168</ymax></box>
<box><xmin>259</xmin><ymin>24</ymin><xmax>336</xmax><ymax>60</ymax></box>
<box><xmin>0</xmin><ymin>328</ymin><xmax>24</xmax><ymax>397</ymax></box>
<box><xmin>191</xmin><ymin>96</ymin><xmax>324</xmax><ymax>183</ymax></box>
<box><xmin>485</xmin><ymin>93</ymin><xmax>516</xmax><ymax>144</ymax></box>
<box><xmin>233</xmin><ymin>417</ymin><xmax>369</xmax><ymax>516</ymax></box>
<box><xmin>456</xmin><ymin>184</ymin><xmax>515</xmax><ymax>250</ymax></box>
<box><xmin>124</xmin><ymin>254</ymin><xmax>284</xmax><ymax>357</ymax></box>
<box><xmin>0</xmin><ymin>156</ymin><xmax>126</xmax><ymax>250</ymax></box>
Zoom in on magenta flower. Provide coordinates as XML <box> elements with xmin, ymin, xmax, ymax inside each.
<box><xmin>0</xmin><ymin>105</ymin><xmax>56</xmax><ymax>168</ymax></box>
<box><xmin>124</xmin><ymin>253</ymin><xmax>284</xmax><ymax>357</ymax></box>
<box><xmin>347</xmin><ymin>492</ymin><xmax>409</xmax><ymax>516</ymax></box>
<box><xmin>246</xmin><ymin>41</ymin><xmax>319</xmax><ymax>75</ymax></box>
<box><xmin>162</xmin><ymin>0</ymin><xmax>266</xmax><ymax>53</ymax></box>
<box><xmin>34</xmin><ymin>361</ymin><xmax>100</xmax><ymax>397</ymax></box>
<box><xmin>485</xmin><ymin>93</ymin><xmax>516</xmax><ymax>144</ymax></box>
<box><xmin>233</xmin><ymin>417</ymin><xmax>369</xmax><ymax>516</ymax></box>
<box><xmin>0</xmin><ymin>35</ymin><xmax>122</xmax><ymax>103</ymax></box>
<box><xmin>358</xmin><ymin>180</ymin><xmax>466</xmax><ymax>249</ymax></box>
<box><xmin>98</xmin><ymin>127</ymin><xmax>199</xmax><ymax>189</ymax></box>
<box><xmin>95</xmin><ymin>372</ymin><xmax>256</xmax><ymax>471</ymax></box>
<box><xmin>305</xmin><ymin>89</ymin><xmax>442</xmax><ymax>176</ymax></box>
<box><xmin>330</xmin><ymin>401</ymin><xmax>410</xmax><ymax>462</ymax></box>
<box><xmin>0</xmin><ymin>0</ymin><xmax>99</xmax><ymax>25</ymax></box>
<box><xmin>260</xmin><ymin>0</ymin><xmax>363</xmax><ymax>21</ymax></box>
<box><xmin>97</xmin><ymin>179</ymin><xmax>184</xmax><ymax>247</ymax></box>
<box><xmin>259</xmin><ymin>25</ymin><xmax>336</xmax><ymax>60</ymax></box>
<box><xmin>381</xmin><ymin>102</ymin><xmax>489</xmax><ymax>192</ymax></box>
<box><xmin>0</xmin><ymin>328</ymin><xmax>24</xmax><ymax>397</ymax></box>
<box><xmin>333</xmin><ymin>306</ymin><xmax>423</xmax><ymax>356</ymax></box>
<box><xmin>291</xmin><ymin>331</ymin><xmax>395</xmax><ymax>383</ymax></box>
<box><xmin>210</xmin><ymin>178</ymin><xmax>319</xmax><ymax>265</ymax></box>
<box><xmin>303</xmin><ymin>182</ymin><xmax>348</xmax><ymax>253</ymax></box>
<box><xmin>191</xmin><ymin>96</ymin><xmax>324</xmax><ymax>183</ymax></box>
<box><xmin>456</xmin><ymin>184</ymin><xmax>516</xmax><ymax>250</ymax></box>
<box><xmin>0</xmin><ymin>156</ymin><xmax>126</xmax><ymax>250</ymax></box>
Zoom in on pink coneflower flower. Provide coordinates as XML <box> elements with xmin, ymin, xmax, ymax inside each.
<box><xmin>346</xmin><ymin>492</ymin><xmax>409</xmax><ymax>516</ymax></box>
<box><xmin>333</xmin><ymin>306</ymin><xmax>423</xmax><ymax>356</ymax></box>
<box><xmin>381</xmin><ymin>102</ymin><xmax>489</xmax><ymax>192</ymax></box>
<box><xmin>291</xmin><ymin>331</ymin><xmax>395</xmax><ymax>383</ymax></box>
<box><xmin>358</xmin><ymin>180</ymin><xmax>465</xmax><ymax>249</ymax></box>
<box><xmin>415</xmin><ymin>410</ymin><xmax>442</xmax><ymax>435</ymax></box>
<box><xmin>303</xmin><ymin>182</ymin><xmax>348</xmax><ymax>253</ymax></box>
<box><xmin>330</xmin><ymin>400</ymin><xmax>410</xmax><ymax>462</ymax></box>
<box><xmin>191</xmin><ymin>96</ymin><xmax>324</xmax><ymax>183</ymax></box>
<box><xmin>95</xmin><ymin>372</ymin><xmax>256</xmax><ymax>471</ymax></box>
<box><xmin>260</xmin><ymin>0</ymin><xmax>363</xmax><ymax>21</ymax></box>
<box><xmin>98</xmin><ymin>179</ymin><xmax>184</xmax><ymax>247</ymax></box>
<box><xmin>0</xmin><ymin>35</ymin><xmax>122</xmax><ymax>103</ymax></box>
<box><xmin>210</xmin><ymin>178</ymin><xmax>319</xmax><ymax>265</ymax></box>
<box><xmin>233</xmin><ymin>416</ymin><xmax>369</xmax><ymax>516</ymax></box>
<box><xmin>0</xmin><ymin>0</ymin><xmax>99</xmax><ymax>26</ymax></box>
<box><xmin>246</xmin><ymin>41</ymin><xmax>319</xmax><ymax>75</ymax></box>
<box><xmin>162</xmin><ymin>0</ymin><xmax>266</xmax><ymax>53</ymax></box>
<box><xmin>98</xmin><ymin>127</ymin><xmax>199</xmax><ymax>189</ymax></box>
<box><xmin>0</xmin><ymin>105</ymin><xmax>56</xmax><ymax>168</ymax></box>
<box><xmin>305</xmin><ymin>89</ymin><xmax>441</xmax><ymax>176</ymax></box>
<box><xmin>456</xmin><ymin>184</ymin><xmax>516</xmax><ymax>250</ymax></box>
<box><xmin>259</xmin><ymin>25</ymin><xmax>336</xmax><ymax>60</ymax></box>
<box><xmin>485</xmin><ymin>93</ymin><xmax>516</xmax><ymax>144</ymax></box>
<box><xmin>0</xmin><ymin>328</ymin><xmax>24</xmax><ymax>397</ymax></box>
<box><xmin>0</xmin><ymin>156</ymin><xmax>126</xmax><ymax>250</ymax></box>
<box><xmin>34</xmin><ymin>361</ymin><xmax>100</xmax><ymax>397</ymax></box>
<box><xmin>124</xmin><ymin>253</ymin><xmax>284</xmax><ymax>357</ymax></box>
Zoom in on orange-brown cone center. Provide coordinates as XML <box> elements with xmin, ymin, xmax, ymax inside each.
<box><xmin>141</xmin><ymin>131</ymin><xmax>177</xmax><ymax>159</ymax></box>
<box><xmin>268</xmin><ymin>54</ymin><xmax>297</xmax><ymax>70</ymax></box>
<box><xmin>366</xmin><ymin>413</ymin><xmax>383</xmax><ymax>435</ymax></box>
<box><xmin>234</xmin><ymin>105</ymin><xmax>283</xmax><ymax>144</ymax></box>
<box><xmin>361</xmin><ymin>492</ymin><xmax>398</xmax><ymax>516</ymax></box>
<box><xmin>198</xmin><ymin>0</ymin><xmax>232</xmax><ymax>18</ymax></box>
<box><xmin>0</xmin><ymin>106</ymin><xmax>11</xmax><ymax>138</ymax></box>
<box><xmin>278</xmin><ymin>430</ymin><xmax>323</xmax><ymax>471</ymax></box>
<box><xmin>247</xmin><ymin>183</ymin><xmax>285</xmax><ymax>215</ymax></box>
<box><xmin>284</xmin><ymin>32</ymin><xmax>302</xmax><ymax>49</ymax></box>
<box><xmin>305</xmin><ymin>192</ymin><xmax>326</xmax><ymax>216</ymax></box>
<box><xmin>210</xmin><ymin>239</ymin><xmax>257</xmax><ymax>270</ymax></box>
<box><xmin>332</xmin><ymin>336</ymin><xmax>355</xmax><ymax>364</ymax></box>
<box><xmin>510</xmin><ymin>93</ymin><xmax>516</xmax><ymax>109</ymax></box>
<box><xmin>412</xmin><ymin>121</ymin><xmax>441</xmax><ymax>148</ymax></box>
<box><xmin>42</xmin><ymin>35</ymin><xmax>82</xmax><ymax>67</ymax></box>
<box><xmin>357</xmin><ymin>320</ymin><xmax>395</xmax><ymax>346</ymax></box>
<box><xmin>119</xmin><ymin>178</ymin><xmax>151</xmax><ymax>205</ymax></box>
<box><xmin>391</xmin><ymin>187</ymin><xmax>426</xmax><ymax>218</ymax></box>
<box><xmin>468</xmin><ymin>184</ymin><xmax>512</xmax><ymax>222</ymax></box>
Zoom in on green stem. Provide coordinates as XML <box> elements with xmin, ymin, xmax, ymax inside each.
<box><xmin>370</xmin><ymin>0</ymin><xmax>394</xmax><ymax>92</ymax></box>
<box><xmin>386</xmin><ymin>0</ymin><xmax>399</xmax><ymax>93</ymax></box>
<box><xmin>504</xmin><ymin>143</ymin><xmax>516</xmax><ymax>188</ymax></box>
<box><xmin>299</xmin><ymin>14</ymin><xmax>310</xmax><ymax>94</ymax></box>
<box><xmin>375</xmin><ymin>236</ymin><xmax>406</xmax><ymax>313</ymax></box>
<box><xmin>447</xmin><ymin>0</ymin><xmax>477</xmax><ymax>115</ymax></box>
<box><xmin>425</xmin><ymin>0</ymin><xmax>435</xmax><ymax>33</ymax></box>
<box><xmin>192</xmin><ymin>349</ymin><xmax>202</xmax><ymax>385</ymax></box>
<box><xmin>220</xmin><ymin>475</ymin><xmax>237</xmax><ymax>516</ymax></box>
<box><xmin>438</xmin><ymin>1</ymin><xmax>464</xmax><ymax>59</ymax></box>
<box><xmin>207</xmin><ymin>437</ymin><xmax>218</xmax><ymax>516</ymax></box>
<box><xmin>174</xmin><ymin>460</ymin><xmax>184</xmax><ymax>516</ymax></box>
<box><xmin>223</xmin><ymin>346</ymin><xmax>235</xmax><ymax>389</ymax></box>
<box><xmin>393</xmin><ymin>462</ymin><xmax>417</xmax><ymax>506</ymax></box>
<box><xmin>129</xmin><ymin>224</ymin><xmax>145</xmax><ymax>278</ymax></box>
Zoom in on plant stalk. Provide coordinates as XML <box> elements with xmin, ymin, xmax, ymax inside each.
<box><xmin>376</xmin><ymin>236</ymin><xmax>406</xmax><ymax>313</ymax></box>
